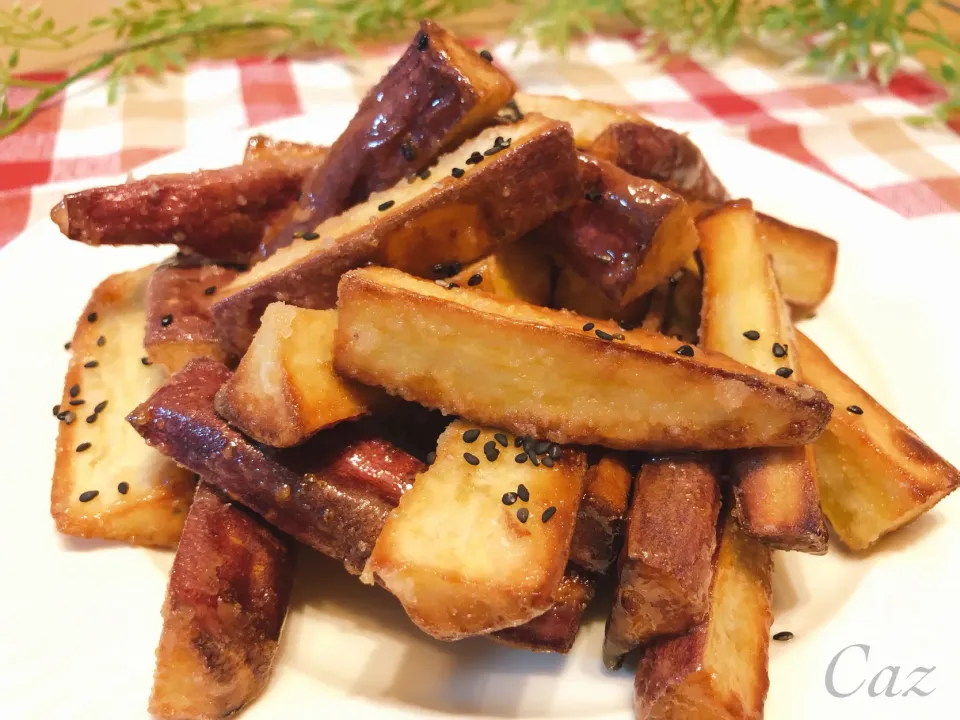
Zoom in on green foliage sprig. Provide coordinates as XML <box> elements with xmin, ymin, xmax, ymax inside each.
<box><xmin>1</xmin><ymin>0</ymin><xmax>959</xmax><ymax>138</ymax></box>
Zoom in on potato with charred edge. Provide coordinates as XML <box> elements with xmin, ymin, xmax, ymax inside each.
<box><xmin>513</xmin><ymin>92</ymin><xmax>648</xmax><ymax>146</ymax></box>
<box><xmin>448</xmin><ymin>237</ymin><xmax>553</xmax><ymax>305</ymax></box>
<box><xmin>538</xmin><ymin>154</ymin><xmax>699</xmax><ymax>306</ymax></box>
<box><xmin>215</xmin><ymin>304</ymin><xmax>385</xmax><ymax>447</ymax></box>
<box><xmin>144</xmin><ymin>256</ymin><xmax>240</xmax><ymax>373</ymax></box>
<box><xmin>335</xmin><ymin>267</ymin><xmax>832</xmax><ymax>451</ymax></box>
<box><xmin>150</xmin><ymin>484</ymin><xmax>295</xmax><ymax>720</ymax></box>
<box><xmin>634</xmin><ymin>512</ymin><xmax>773</xmax><ymax>720</ymax></box>
<box><xmin>589</xmin><ymin>121</ymin><xmax>729</xmax><ymax>204</ymax></box>
<box><xmin>569</xmin><ymin>455</ymin><xmax>632</xmax><ymax>574</ymax></box>
<box><xmin>51</xmin><ymin>266</ymin><xmax>196</xmax><ymax>547</ymax></box>
<box><xmin>244</xmin><ymin>134</ymin><xmax>328</xmax><ymax>165</ymax></box>
<box><xmin>698</xmin><ymin>200</ymin><xmax>828</xmax><ymax>553</ymax></box>
<box><xmin>603</xmin><ymin>456</ymin><xmax>721</xmax><ymax>670</ymax></box>
<box><xmin>797</xmin><ymin>332</ymin><xmax>960</xmax><ymax>550</ymax></box>
<box><xmin>362</xmin><ymin>421</ymin><xmax>586</xmax><ymax>640</ymax></box>
<box><xmin>213</xmin><ymin>114</ymin><xmax>580</xmax><ymax>356</ymax></box>
<box><xmin>258</xmin><ymin>20</ymin><xmax>516</xmax><ymax>258</ymax></box>
<box><xmin>127</xmin><ymin>358</ymin><xmax>423</xmax><ymax>574</ymax></box>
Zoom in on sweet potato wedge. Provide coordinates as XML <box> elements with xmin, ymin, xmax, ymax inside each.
<box><xmin>258</xmin><ymin>20</ymin><xmax>516</xmax><ymax>257</ymax></box>
<box><xmin>150</xmin><ymin>484</ymin><xmax>295</xmax><ymax>720</ymax></box>
<box><xmin>362</xmin><ymin>420</ymin><xmax>587</xmax><ymax>640</ymax></box>
<box><xmin>448</xmin><ymin>237</ymin><xmax>553</xmax><ymax>305</ymax></box>
<box><xmin>50</xmin><ymin>160</ymin><xmax>314</xmax><ymax>263</ymax></box>
<box><xmin>569</xmin><ymin>455</ymin><xmax>632</xmax><ymax>574</ymax></box>
<box><xmin>51</xmin><ymin>266</ymin><xmax>196</xmax><ymax>547</ymax></box>
<box><xmin>698</xmin><ymin>201</ymin><xmax>828</xmax><ymax>554</ymax></box>
<box><xmin>334</xmin><ymin>267</ymin><xmax>833</xmax><ymax>451</ymax></box>
<box><xmin>603</xmin><ymin>456</ymin><xmax>721</xmax><ymax>670</ymax></box>
<box><xmin>243</xmin><ymin>134</ymin><xmax>328</xmax><ymax>165</ymax></box>
<box><xmin>144</xmin><ymin>256</ymin><xmax>240</xmax><ymax>373</ymax></box>
<box><xmin>796</xmin><ymin>332</ymin><xmax>960</xmax><ymax>550</ymax></box>
<box><xmin>634</xmin><ymin>512</ymin><xmax>773</xmax><ymax>720</ymax></box>
<box><xmin>212</xmin><ymin>114</ymin><xmax>580</xmax><ymax>355</ymax></box>
<box><xmin>758</xmin><ymin>213</ymin><xmax>837</xmax><ymax>314</ymax></box>
<box><xmin>214</xmin><ymin>304</ymin><xmax>384</xmax><ymax>447</ymax></box>
<box><xmin>513</xmin><ymin>92</ymin><xmax>647</xmax><ymax>146</ymax></box>
<box><xmin>589</xmin><ymin>121</ymin><xmax>729</xmax><ymax>204</ymax></box>
<box><xmin>552</xmin><ymin>266</ymin><xmax>649</xmax><ymax>324</ymax></box>
<box><xmin>127</xmin><ymin>358</ymin><xmax>424</xmax><ymax>574</ymax></box>
<box><xmin>539</xmin><ymin>154</ymin><xmax>699</xmax><ymax>306</ymax></box>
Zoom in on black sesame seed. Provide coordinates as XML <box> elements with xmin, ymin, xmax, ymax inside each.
<box><xmin>523</xmin><ymin>436</ymin><xmax>536</xmax><ymax>456</ymax></box>
<box><xmin>483</xmin><ymin>145</ymin><xmax>504</xmax><ymax>157</ymax></box>
<box><xmin>517</xmin><ymin>507</ymin><xmax>529</xmax><ymax>523</ymax></box>
<box><xmin>502</xmin><ymin>492</ymin><xmax>518</xmax><ymax>505</ymax></box>
<box><xmin>618</xmin><ymin>320</ymin><xmax>635</xmax><ymax>331</ymax></box>
<box><xmin>541</xmin><ymin>456</ymin><xmax>554</xmax><ymax>468</ymax></box>
<box><xmin>847</xmin><ymin>405</ymin><xmax>864</xmax><ymax>415</ymax></box>
<box><xmin>463</xmin><ymin>428</ymin><xmax>481</xmax><ymax>443</ymax></box>
<box><xmin>494</xmin><ymin>433</ymin><xmax>508</xmax><ymax>447</ymax></box>
<box><xmin>468</xmin><ymin>273</ymin><xmax>483</xmax><ymax>287</ymax></box>
<box><xmin>96</xmin><ymin>335</ymin><xmax>106</xmax><ymax>346</ymax></box>
<box><xmin>84</xmin><ymin>360</ymin><xmax>99</xmax><ymax>369</ymax></box>
<box><xmin>548</xmin><ymin>444</ymin><xmax>561</xmax><ymax>459</ymax></box>
<box><xmin>53</xmin><ymin>404</ymin><xmax>61</xmax><ymax>417</ymax></box>
<box><xmin>378</xmin><ymin>200</ymin><xmax>395</xmax><ymax>212</ymax></box>
<box><xmin>451</xmin><ymin>167</ymin><xmax>465</xmax><ymax>178</ymax></box>
<box><xmin>161</xmin><ymin>314</ymin><xmax>173</xmax><ymax>328</ymax></box>
<box><xmin>542</xmin><ymin>506</ymin><xmax>557</xmax><ymax>523</ymax></box>
<box><xmin>69</xmin><ymin>399</ymin><xmax>85</xmax><ymax>406</ymax></box>
<box><xmin>743</xmin><ymin>330</ymin><xmax>760</xmax><ymax>340</ymax></box>
<box><xmin>447</xmin><ymin>282</ymin><xmax>460</xmax><ymax>289</ymax></box>
<box><xmin>676</xmin><ymin>345</ymin><xmax>695</xmax><ymax>357</ymax></box>
<box><xmin>416</xmin><ymin>30</ymin><xmax>428</xmax><ymax>51</ymax></box>
<box><xmin>432</xmin><ymin>263</ymin><xmax>446</xmax><ymax>276</ymax></box>
<box><xmin>87</xmin><ymin>312</ymin><xmax>98</xmax><ymax>323</ymax></box>
<box><xmin>463</xmin><ymin>452</ymin><xmax>480</xmax><ymax>466</ymax></box>
<box><xmin>69</xmin><ymin>384</ymin><xmax>80</xmax><ymax>398</ymax></box>
<box><xmin>117</xmin><ymin>482</ymin><xmax>129</xmax><ymax>495</ymax></box>
<box><xmin>517</xmin><ymin>483</ymin><xmax>530</xmax><ymax>502</ymax></box>
<box><xmin>400</xmin><ymin>142</ymin><xmax>416</xmax><ymax>161</ymax></box>
<box><xmin>515</xmin><ymin>452</ymin><xmax>528</xmax><ymax>463</ymax></box>
<box><xmin>425</xmin><ymin>451</ymin><xmax>436</xmax><ymax>466</ymax></box>
<box><xmin>534</xmin><ymin>440</ymin><xmax>551</xmax><ymax>455</ymax></box>
<box><xmin>204</xmin><ymin>286</ymin><xmax>216</xmax><ymax>296</ymax></box>
<box><xmin>76</xmin><ymin>442</ymin><xmax>92</xmax><ymax>453</ymax></box>
<box><xmin>141</xmin><ymin>357</ymin><xmax>153</xmax><ymax>366</ymax></box>
<box><xmin>582</xmin><ymin>322</ymin><xmax>595</xmax><ymax>331</ymax></box>
<box><xmin>94</xmin><ymin>400</ymin><xmax>108</xmax><ymax>413</ymax></box>
<box><xmin>64</xmin><ymin>341</ymin><xmax>71</xmax><ymax>350</ymax></box>
<box><xmin>302</xmin><ymin>231</ymin><xmax>320</xmax><ymax>241</ymax></box>
<box><xmin>485</xmin><ymin>447</ymin><xmax>500</xmax><ymax>462</ymax></box>
<box><xmin>776</xmin><ymin>367</ymin><xmax>794</xmax><ymax>378</ymax></box>
<box><xmin>479</xmin><ymin>49</ymin><xmax>493</xmax><ymax>62</ymax></box>
<box><xmin>449</xmin><ymin>261</ymin><xmax>462</xmax><ymax>275</ymax></box>
<box><xmin>484</xmin><ymin>440</ymin><xmax>497</xmax><ymax>453</ymax></box>
<box><xmin>529</xmin><ymin>453</ymin><xmax>540</xmax><ymax>466</ymax></box>
<box><xmin>465</xmin><ymin>151</ymin><xmax>484</xmax><ymax>165</ymax></box>
<box><xmin>59</xmin><ymin>410</ymin><xmax>76</xmax><ymax>425</ymax></box>
<box><xmin>86</xmin><ymin>414</ymin><xmax>97</xmax><ymax>424</ymax></box>
<box><xmin>595</xmin><ymin>329</ymin><xmax>614</xmax><ymax>341</ymax></box>
<box><xmin>773</xmin><ymin>631</ymin><xmax>794</xmax><ymax>642</ymax></box>
<box><xmin>514</xmin><ymin>436</ymin><xmax>525</xmax><ymax>448</ymax></box>
<box><xmin>78</xmin><ymin>490</ymin><xmax>99</xmax><ymax>503</ymax></box>
<box><xmin>417</xmin><ymin>168</ymin><xmax>431</xmax><ymax>180</ymax></box>
<box><xmin>772</xmin><ymin>342</ymin><xmax>787</xmax><ymax>358</ymax></box>
<box><xmin>585</xmin><ymin>188</ymin><xmax>603</xmax><ymax>202</ymax></box>
<box><xmin>613</xmin><ymin>333</ymin><xmax>625</xmax><ymax>340</ymax></box>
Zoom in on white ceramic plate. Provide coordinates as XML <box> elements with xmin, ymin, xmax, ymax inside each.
<box><xmin>1</xmin><ymin>113</ymin><xmax>957</xmax><ymax>720</ymax></box>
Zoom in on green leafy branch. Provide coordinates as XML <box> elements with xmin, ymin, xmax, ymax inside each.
<box><xmin>1</xmin><ymin>0</ymin><xmax>959</xmax><ymax>139</ymax></box>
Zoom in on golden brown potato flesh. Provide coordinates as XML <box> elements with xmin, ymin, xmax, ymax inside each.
<box><xmin>144</xmin><ymin>256</ymin><xmax>240</xmax><ymax>373</ymax></box>
<box><xmin>698</xmin><ymin>201</ymin><xmax>829</xmax><ymax>554</ymax></box>
<box><xmin>212</xmin><ymin>114</ymin><xmax>580</xmax><ymax>356</ymax></box>
<box><xmin>569</xmin><ymin>455</ymin><xmax>632</xmax><ymax>574</ymax></box>
<box><xmin>362</xmin><ymin>421</ymin><xmax>587</xmax><ymax>640</ymax></box>
<box><xmin>448</xmin><ymin>237</ymin><xmax>553</xmax><ymax>305</ymax></box>
<box><xmin>258</xmin><ymin>19</ymin><xmax>516</xmax><ymax>257</ymax></box>
<box><xmin>539</xmin><ymin>154</ymin><xmax>699</xmax><ymax>306</ymax></box>
<box><xmin>797</xmin><ymin>332</ymin><xmax>960</xmax><ymax>549</ymax></box>
<box><xmin>50</xmin><ymin>266</ymin><xmax>196</xmax><ymax>547</ymax></box>
<box><xmin>334</xmin><ymin>267</ymin><xmax>832</xmax><ymax>451</ymax></box>
<box><xmin>758</xmin><ymin>213</ymin><xmax>837</xmax><ymax>313</ymax></box>
<box><xmin>589</xmin><ymin>121</ymin><xmax>729</xmax><ymax>204</ymax></box>
<box><xmin>150</xmin><ymin>484</ymin><xmax>295</xmax><ymax>720</ymax></box>
<box><xmin>513</xmin><ymin>92</ymin><xmax>648</xmax><ymax>147</ymax></box>
<box><xmin>634</xmin><ymin>512</ymin><xmax>773</xmax><ymax>720</ymax></box>
<box><xmin>214</xmin><ymin>304</ymin><xmax>383</xmax><ymax>447</ymax></box>
<box><xmin>603</xmin><ymin>456</ymin><xmax>721</xmax><ymax>670</ymax></box>
<box><xmin>243</xmin><ymin>134</ymin><xmax>328</xmax><ymax>165</ymax></box>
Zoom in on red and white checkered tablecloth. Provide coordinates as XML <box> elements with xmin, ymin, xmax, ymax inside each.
<box><xmin>2</xmin><ymin>34</ymin><xmax>959</xmax><ymax>250</ymax></box>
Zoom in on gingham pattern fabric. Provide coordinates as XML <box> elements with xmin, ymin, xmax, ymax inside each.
<box><xmin>2</xmin><ymin>34</ymin><xmax>958</xmax><ymax>250</ymax></box>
